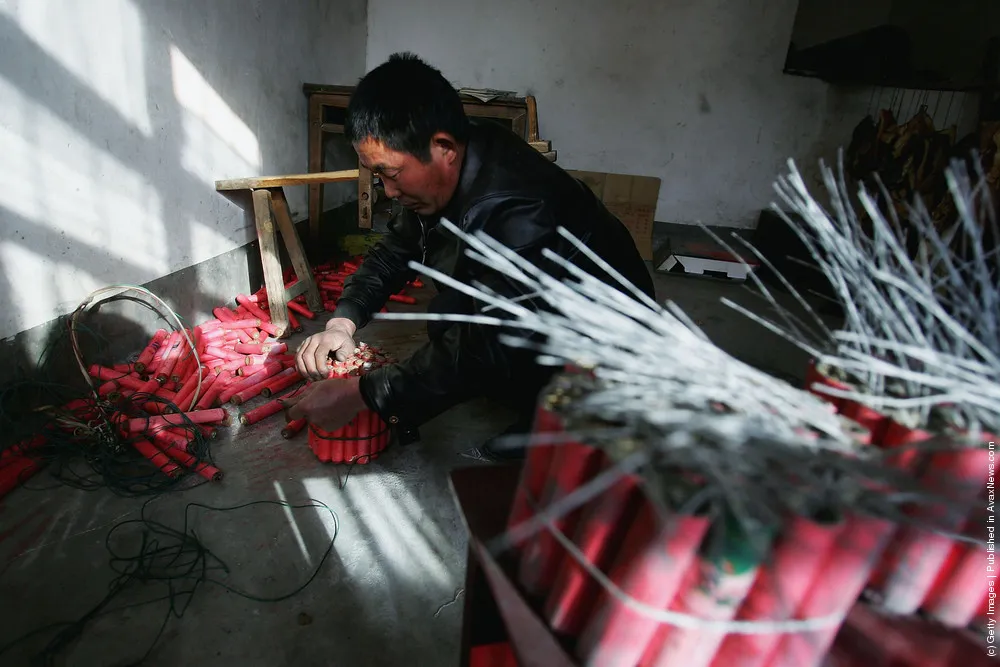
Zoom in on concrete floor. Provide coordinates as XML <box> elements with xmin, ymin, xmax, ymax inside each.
<box><xmin>0</xmin><ymin>257</ymin><xmax>821</xmax><ymax>666</ymax></box>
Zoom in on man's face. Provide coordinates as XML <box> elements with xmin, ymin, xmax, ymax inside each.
<box><xmin>355</xmin><ymin>134</ymin><xmax>463</xmax><ymax>216</ymax></box>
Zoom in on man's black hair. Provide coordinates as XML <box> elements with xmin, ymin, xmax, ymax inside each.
<box><xmin>345</xmin><ymin>53</ymin><xmax>469</xmax><ymax>162</ymax></box>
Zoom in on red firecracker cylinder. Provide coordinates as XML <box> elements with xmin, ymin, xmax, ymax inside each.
<box><xmin>712</xmin><ymin>512</ymin><xmax>844</xmax><ymax>667</ymax></box>
<box><xmin>880</xmin><ymin>419</ymin><xmax>932</xmax><ymax>469</ymax></box>
<box><xmin>838</xmin><ymin>399</ymin><xmax>889</xmax><ymax>444</ymax></box>
<box><xmin>286</xmin><ymin>300</ymin><xmax>316</xmax><ymax>319</ymax></box>
<box><xmin>517</xmin><ymin>441</ymin><xmax>604</xmax><ymax>596</ymax></box>
<box><xmin>259</xmin><ymin>368</ymin><xmax>301</xmax><ymax>397</ymax></box>
<box><xmin>804</xmin><ymin>360</ymin><xmax>847</xmax><ymax>410</ymax></box>
<box><xmin>642</xmin><ymin>514</ymin><xmax>773</xmax><ymax>667</ymax></box>
<box><xmin>389</xmin><ymin>293</ymin><xmax>417</xmax><ymax>304</ymax></box>
<box><xmin>877</xmin><ymin>439</ymin><xmax>991</xmax><ymax>615</ymax></box>
<box><xmin>195</xmin><ymin>372</ymin><xmax>230</xmax><ymax>410</ymax></box>
<box><xmin>282</xmin><ymin>418</ymin><xmax>307</xmax><ymax>439</ymax></box>
<box><xmin>307</xmin><ymin>409</ymin><xmax>389</xmax><ymax>464</ymax></box>
<box><xmin>766</xmin><ymin>515</ymin><xmax>895</xmax><ymax>667</ymax></box>
<box><xmin>236</xmin><ymin>294</ymin><xmax>270</xmax><ymax>322</ymax></box>
<box><xmin>219</xmin><ymin>362</ymin><xmax>283</xmax><ymax>404</ymax></box>
<box><xmin>239</xmin><ymin>398</ymin><xmax>284</xmax><ymax>425</ymax></box>
<box><xmin>125</xmin><ymin>409</ymin><xmax>228</xmax><ymax>432</ymax></box>
<box><xmin>135</xmin><ymin>329</ymin><xmax>169</xmax><ymax>372</ymax></box>
<box><xmin>132</xmin><ymin>439</ymin><xmax>182</xmax><ymax>477</ymax></box>
<box><xmin>922</xmin><ymin>541</ymin><xmax>990</xmax><ymax>628</ymax></box>
<box><xmin>544</xmin><ymin>471</ymin><xmax>643</xmax><ymax>637</ymax></box>
<box><xmin>151</xmin><ymin>438</ymin><xmax>223</xmax><ymax>481</ymax></box>
<box><xmin>575</xmin><ymin>502</ymin><xmax>711</xmax><ymax>667</ymax></box>
<box><xmin>507</xmin><ymin>404</ymin><xmax>564</xmax><ymax>536</ymax></box>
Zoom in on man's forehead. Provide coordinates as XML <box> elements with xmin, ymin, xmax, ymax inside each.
<box><xmin>356</xmin><ymin>138</ymin><xmax>408</xmax><ymax>170</ymax></box>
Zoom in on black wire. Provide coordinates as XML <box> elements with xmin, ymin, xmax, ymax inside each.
<box><xmin>335</xmin><ymin>453</ymin><xmax>381</xmax><ymax>489</ymax></box>
<box><xmin>308</xmin><ymin>424</ymin><xmax>391</xmax><ymax>442</ymax></box>
<box><xmin>306</xmin><ymin>425</ymin><xmax>390</xmax><ymax>489</ymax></box>
<box><xmin>0</xmin><ymin>497</ymin><xmax>340</xmax><ymax>666</ymax></box>
<box><xmin>2</xmin><ymin>378</ymin><xmax>221</xmax><ymax>498</ymax></box>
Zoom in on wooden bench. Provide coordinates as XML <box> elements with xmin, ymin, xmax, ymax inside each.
<box><xmin>215</xmin><ymin>170</ymin><xmax>359</xmax><ymax>335</ymax></box>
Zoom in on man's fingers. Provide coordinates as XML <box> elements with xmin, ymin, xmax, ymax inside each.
<box><xmin>279</xmin><ymin>392</ymin><xmax>303</xmax><ymax>409</ymax></box>
<box><xmin>296</xmin><ymin>332</ymin><xmax>355</xmax><ymax>378</ymax></box>
<box><xmin>295</xmin><ymin>338</ymin><xmax>315</xmax><ymax>379</ymax></box>
<box><xmin>311</xmin><ymin>346</ymin><xmax>331</xmax><ymax>379</ymax></box>
<box><xmin>280</xmin><ymin>388</ymin><xmax>308</xmax><ymax>421</ymax></box>
<box><xmin>285</xmin><ymin>400</ymin><xmax>306</xmax><ymax>422</ymax></box>
<box><xmin>333</xmin><ymin>338</ymin><xmax>355</xmax><ymax>362</ymax></box>
<box><xmin>300</xmin><ymin>338</ymin><xmax>324</xmax><ymax>380</ymax></box>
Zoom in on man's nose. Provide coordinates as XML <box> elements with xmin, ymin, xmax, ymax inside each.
<box><xmin>382</xmin><ymin>180</ymin><xmax>401</xmax><ymax>199</ymax></box>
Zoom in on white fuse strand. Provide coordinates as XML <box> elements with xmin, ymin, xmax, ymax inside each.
<box><xmin>739</xmin><ymin>154</ymin><xmax>1000</xmax><ymax>435</ymax></box>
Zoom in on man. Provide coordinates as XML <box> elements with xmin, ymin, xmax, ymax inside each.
<box><xmin>286</xmin><ymin>53</ymin><xmax>654</xmax><ymax>449</ymax></box>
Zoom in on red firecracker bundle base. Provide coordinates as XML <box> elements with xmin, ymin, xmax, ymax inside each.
<box><xmin>805</xmin><ymin>359</ymin><xmax>994</xmax><ymax>631</ymax></box>
<box><xmin>495</xmin><ymin>370</ymin><xmax>986</xmax><ymax>667</ymax></box>
<box><xmin>306</xmin><ymin>342</ymin><xmax>396</xmax><ymax>465</ymax></box>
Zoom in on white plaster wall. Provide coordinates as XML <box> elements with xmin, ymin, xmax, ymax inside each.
<box><xmin>0</xmin><ymin>0</ymin><xmax>366</xmax><ymax>340</ymax></box>
<box><xmin>365</xmin><ymin>0</ymin><xmax>976</xmax><ymax>232</ymax></box>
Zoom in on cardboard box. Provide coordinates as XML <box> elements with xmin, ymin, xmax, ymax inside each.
<box><xmin>566</xmin><ymin>170</ymin><xmax>660</xmax><ymax>260</ymax></box>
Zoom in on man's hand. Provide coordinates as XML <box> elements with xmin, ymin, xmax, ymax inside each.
<box><xmin>280</xmin><ymin>376</ymin><xmax>368</xmax><ymax>432</ymax></box>
<box><xmin>295</xmin><ymin>318</ymin><xmax>357</xmax><ymax>380</ymax></box>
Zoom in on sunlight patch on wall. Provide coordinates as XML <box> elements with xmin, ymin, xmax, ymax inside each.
<box><xmin>170</xmin><ymin>44</ymin><xmax>262</xmax><ymax>182</ymax></box>
<box><xmin>0</xmin><ymin>77</ymin><xmax>166</xmax><ymax>339</ymax></box>
<box><xmin>0</xmin><ymin>243</ymin><xmax>121</xmax><ymax>342</ymax></box>
<box><xmin>1</xmin><ymin>0</ymin><xmax>153</xmax><ymax>137</ymax></box>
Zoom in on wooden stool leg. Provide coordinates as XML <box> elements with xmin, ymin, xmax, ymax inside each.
<box><xmin>252</xmin><ymin>189</ymin><xmax>291</xmax><ymax>337</ymax></box>
<box><xmin>308</xmin><ymin>96</ymin><xmax>324</xmax><ymax>242</ymax></box>
<box><xmin>526</xmin><ymin>95</ymin><xmax>539</xmax><ymax>142</ymax></box>
<box><xmin>358</xmin><ymin>165</ymin><xmax>373</xmax><ymax>229</ymax></box>
<box><xmin>270</xmin><ymin>187</ymin><xmax>323</xmax><ymax>313</ymax></box>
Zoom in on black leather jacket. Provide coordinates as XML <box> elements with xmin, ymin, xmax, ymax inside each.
<box><xmin>334</xmin><ymin>119</ymin><xmax>655</xmax><ymax>428</ymax></box>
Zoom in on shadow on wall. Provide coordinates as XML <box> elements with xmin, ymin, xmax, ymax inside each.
<box><xmin>0</xmin><ymin>0</ymin><xmax>363</xmax><ymax>391</ymax></box>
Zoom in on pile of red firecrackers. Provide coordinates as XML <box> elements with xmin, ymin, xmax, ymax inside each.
<box><xmin>0</xmin><ymin>257</ymin><xmax>419</xmax><ymax>500</ymax></box>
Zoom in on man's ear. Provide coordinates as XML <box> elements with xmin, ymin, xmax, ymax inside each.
<box><xmin>430</xmin><ymin>132</ymin><xmax>461</xmax><ymax>165</ymax></box>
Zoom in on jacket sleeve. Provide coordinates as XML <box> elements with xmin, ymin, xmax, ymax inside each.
<box><xmin>331</xmin><ymin>211</ymin><xmax>422</xmax><ymax>329</ymax></box>
<box><xmin>358</xmin><ymin>197</ymin><xmax>556</xmax><ymax>428</ymax></box>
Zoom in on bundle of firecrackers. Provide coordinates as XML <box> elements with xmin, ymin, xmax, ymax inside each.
<box><xmin>0</xmin><ymin>257</ymin><xmax>419</xmax><ymax>499</ymax></box>
<box><xmin>805</xmin><ymin>362</ymin><xmax>993</xmax><ymax>627</ymax></box>
<box><xmin>301</xmin><ymin>342</ymin><xmax>396</xmax><ymax>465</ymax></box>
<box><xmin>500</xmin><ymin>370</ymin><xmax>991</xmax><ymax>667</ymax></box>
